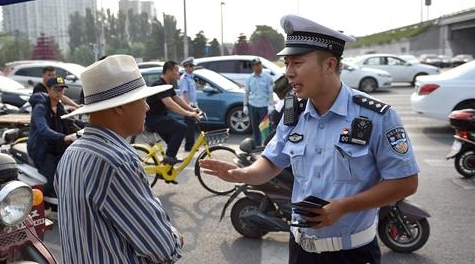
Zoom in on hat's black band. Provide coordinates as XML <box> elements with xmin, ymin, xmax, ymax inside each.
<box><xmin>285</xmin><ymin>31</ymin><xmax>345</xmax><ymax>56</ymax></box>
<box><xmin>84</xmin><ymin>77</ymin><xmax>146</xmax><ymax>105</ymax></box>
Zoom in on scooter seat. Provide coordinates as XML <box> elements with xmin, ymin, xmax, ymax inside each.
<box><xmin>11</xmin><ymin>143</ymin><xmax>34</xmax><ymax>165</ymax></box>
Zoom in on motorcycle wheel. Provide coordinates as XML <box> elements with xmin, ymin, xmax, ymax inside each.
<box><xmin>378</xmin><ymin>217</ymin><xmax>430</xmax><ymax>253</ymax></box>
<box><xmin>454</xmin><ymin>150</ymin><xmax>475</xmax><ymax>178</ymax></box>
<box><xmin>230</xmin><ymin>196</ymin><xmax>275</xmax><ymax>239</ymax></box>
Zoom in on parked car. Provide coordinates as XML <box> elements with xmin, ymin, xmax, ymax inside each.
<box><xmin>451</xmin><ymin>54</ymin><xmax>474</xmax><ymax>67</ymax></box>
<box><xmin>340</xmin><ymin>62</ymin><xmax>392</xmax><ymax>93</ymax></box>
<box><xmin>346</xmin><ymin>54</ymin><xmax>439</xmax><ymax>85</ymax></box>
<box><xmin>140</xmin><ymin>67</ymin><xmax>251</xmax><ymax>134</ymax></box>
<box><xmin>438</xmin><ymin>55</ymin><xmax>452</xmax><ymax>68</ymax></box>
<box><xmin>399</xmin><ymin>55</ymin><xmax>420</xmax><ymax>64</ymax></box>
<box><xmin>0</xmin><ymin>76</ymin><xmax>31</xmax><ymax>108</ymax></box>
<box><xmin>193</xmin><ymin>55</ymin><xmax>284</xmax><ymax>87</ymax></box>
<box><xmin>419</xmin><ymin>54</ymin><xmax>443</xmax><ymax>68</ymax></box>
<box><xmin>6</xmin><ymin>61</ymin><xmax>86</xmax><ymax>103</ymax></box>
<box><xmin>411</xmin><ymin>60</ymin><xmax>475</xmax><ymax>121</ymax></box>
<box><xmin>137</xmin><ymin>61</ymin><xmax>164</xmax><ymax>69</ymax></box>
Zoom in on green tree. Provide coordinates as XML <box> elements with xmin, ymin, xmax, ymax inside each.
<box><xmin>130</xmin><ymin>42</ymin><xmax>145</xmax><ymax>59</ymax></box>
<box><xmin>163</xmin><ymin>14</ymin><xmax>177</xmax><ymax>60</ymax></box>
<box><xmin>234</xmin><ymin>34</ymin><xmax>251</xmax><ymax>55</ymax></box>
<box><xmin>70</xmin><ymin>44</ymin><xmax>95</xmax><ymax>66</ymax></box>
<box><xmin>68</xmin><ymin>11</ymin><xmax>85</xmax><ymax>52</ymax></box>
<box><xmin>138</xmin><ymin>12</ymin><xmax>151</xmax><ymax>43</ymax></box>
<box><xmin>192</xmin><ymin>31</ymin><xmax>207</xmax><ymax>58</ymax></box>
<box><xmin>250</xmin><ymin>25</ymin><xmax>284</xmax><ymax>60</ymax></box>
<box><xmin>127</xmin><ymin>9</ymin><xmax>140</xmax><ymax>42</ymax></box>
<box><xmin>144</xmin><ymin>17</ymin><xmax>164</xmax><ymax>60</ymax></box>
<box><xmin>116</xmin><ymin>10</ymin><xmax>130</xmax><ymax>51</ymax></box>
<box><xmin>0</xmin><ymin>33</ymin><xmax>32</xmax><ymax>67</ymax></box>
<box><xmin>85</xmin><ymin>8</ymin><xmax>97</xmax><ymax>45</ymax></box>
<box><xmin>208</xmin><ymin>38</ymin><xmax>221</xmax><ymax>56</ymax></box>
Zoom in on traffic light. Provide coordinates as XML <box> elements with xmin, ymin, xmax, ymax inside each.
<box><xmin>425</xmin><ymin>0</ymin><xmax>431</xmax><ymax>6</ymax></box>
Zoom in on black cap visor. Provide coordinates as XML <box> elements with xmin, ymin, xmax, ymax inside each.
<box><xmin>277</xmin><ymin>46</ymin><xmax>318</xmax><ymax>56</ymax></box>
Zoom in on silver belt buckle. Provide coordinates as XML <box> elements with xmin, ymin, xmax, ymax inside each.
<box><xmin>300</xmin><ymin>234</ymin><xmax>318</xmax><ymax>253</ymax></box>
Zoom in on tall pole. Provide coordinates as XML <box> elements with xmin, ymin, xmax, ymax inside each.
<box><xmin>183</xmin><ymin>0</ymin><xmax>189</xmax><ymax>59</ymax></box>
<box><xmin>220</xmin><ymin>2</ymin><xmax>225</xmax><ymax>55</ymax></box>
<box><xmin>163</xmin><ymin>12</ymin><xmax>168</xmax><ymax>61</ymax></box>
<box><xmin>420</xmin><ymin>0</ymin><xmax>423</xmax><ymax>22</ymax></box>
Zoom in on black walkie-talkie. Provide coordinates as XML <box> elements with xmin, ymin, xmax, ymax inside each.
<box><xmin>283</xmin><ymin>93</ymin><xmax>299</xmax><ymax>126</ymax></box>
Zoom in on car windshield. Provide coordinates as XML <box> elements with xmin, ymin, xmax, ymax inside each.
<box><xmin>195</xmin><ymin>69</ymin><xmax>241</xmax><ymax>90</ymax></box>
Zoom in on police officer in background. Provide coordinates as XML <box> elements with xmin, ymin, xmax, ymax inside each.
<box><xmin>200</xmin><ymin>14</ymin><xmax>419</xmax><ymax>264</ymax></box>
<box><xmin>179</xmin><ymin>57</ymin><xmax>199</xmax><ymax>151</ymax></box>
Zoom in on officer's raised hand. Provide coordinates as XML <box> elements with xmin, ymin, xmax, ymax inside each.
<box><xmin>199</xmin><ymin>159</ymin><xmax>244</xmax><ymax>183</ymax></box>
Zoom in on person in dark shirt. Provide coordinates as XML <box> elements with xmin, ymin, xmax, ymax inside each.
<box><xmin>33</xmin><ymin>66</ymin><xmax>80</xmax><ymax>109</ymax></box>
<box><xmin>146</xmin><ymin>61</ymin><xmax>200</xmax><ymax>164</ymax></box>
<box><xmin>28</xmin><ymin>76</ymin><xmax>85</xmax><ymax>198</ymax></box>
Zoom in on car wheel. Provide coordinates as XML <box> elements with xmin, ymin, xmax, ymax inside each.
<box><xmin>412</xmin><ymin>73</ymin><xmax>427</xmax><ymax>86</ymax></box>
<box><xmin>227</xmin><ymin>106</ymin><xmax>251</xmax><ymax>134</ymax></box>
<box><xmin>454</xmin><ymin>100</ymin><xmax>475</xmax><ymax>111</ymax></box>
<box><xmin>359</xmin><ymin>77</ymin><xmax>377</xmax><ymax>93</ymax></box>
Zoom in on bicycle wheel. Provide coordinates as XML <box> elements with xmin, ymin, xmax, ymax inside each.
<box><xmin>133</xmin><ymin>145</ymin><xmax>161</xmax><ymax>187</ymax></box>
<box><xmin>195</xmin><ymin>145</ymin><xmax>238</xmax><ymax>195</ymax></box>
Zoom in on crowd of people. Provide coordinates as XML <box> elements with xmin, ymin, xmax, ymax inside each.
<box><xmin>23</xmin><ymin>13</ymin><xmax>419</xmax><ymax>264</ymax></box>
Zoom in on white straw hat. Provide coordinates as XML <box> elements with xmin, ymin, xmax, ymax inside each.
<box><xmin>62</xmin><ymin>55</ymin><xmax>172</xmax><ymax>118</ymax></box>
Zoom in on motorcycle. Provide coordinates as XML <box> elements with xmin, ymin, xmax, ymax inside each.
<box><xmin>1</xmin><ymin>128</ymin><xmax>58</xmax><ymax>210</ymax></box>
<box><xmin>221</xmin><ymin>136</ymin><xmax>431</xmax><ymax>253</ymax></box>
<box><xmin>0</xmin><ymin>153</ymin><xmax>57</xmax><ymax>263</ymax></box>
<box><xmin>446</xmin><ymin>109</ymin><xmax>475</xmax><ymax>178</ymax></box>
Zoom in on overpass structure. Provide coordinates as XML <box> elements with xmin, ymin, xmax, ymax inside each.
<box><xmin>344</xmin><ymin>8</ymin><xmax>475</xmax><ymax>58</ymax></box>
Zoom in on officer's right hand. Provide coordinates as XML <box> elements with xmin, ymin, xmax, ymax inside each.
<box><xmin>199</xmin><ymin>159</ymin><xmax>243</xmax><ymax>183</ymax></box>
<box><xmin>242</xmin><ymin>105</ymin><xmax>249</xmax><ymax>115</ymax></box>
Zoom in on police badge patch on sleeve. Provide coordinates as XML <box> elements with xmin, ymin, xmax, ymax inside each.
<box><xmin>386</xmin><ymin>127</ymin><xmax>409</xmax><ymax>154</ymax></box>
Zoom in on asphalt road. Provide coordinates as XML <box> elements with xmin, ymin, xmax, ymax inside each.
<box><xmin>44</xmin><ymin>85</ymin><xmax>475</xmax><ymax>264</ymax></box>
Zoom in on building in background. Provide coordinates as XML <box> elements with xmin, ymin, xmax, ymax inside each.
<box><xmin>119</xmin><ymin>0</ymin><xmax>156</xmax><ymax>17</ymax></box>
<box><xmin>2</xmin><ymin>0</ymin><xmax>97</xmax><ymax>53</ymax></box>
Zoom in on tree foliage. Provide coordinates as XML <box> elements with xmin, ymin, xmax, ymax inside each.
<box><xmin>0</xmin><ymin>33</ymin><xmax>32</xmax><ymax>68</ymax></box>
<box><xmin>208</xmin><ymin>38</ymin><xmax>221</xmax><ymax>56</ymax></box>
<box><xmin>250</xmin><ymin>25</ymin><xmax>284</xmax><ymax>60</ymax></box>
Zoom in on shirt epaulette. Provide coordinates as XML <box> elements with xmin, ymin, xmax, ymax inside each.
<box><xmin>352</xmin><ymin>94</ymin><xmax>391</xmax><ymax>114</ymax></box>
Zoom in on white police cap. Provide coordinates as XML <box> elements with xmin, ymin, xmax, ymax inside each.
<box><xmin>181</xmin><ymin>57</ymin><xmax>195</xmax><ymax>66</ymax></box>
<box><xmin>277</xmin><ymin>14</ymin><xmax>355</xmax><ymax>57</ymax></box>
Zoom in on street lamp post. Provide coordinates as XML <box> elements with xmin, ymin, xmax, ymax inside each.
<box><xmin>220</xmin><ymin>1</ymin><xmax>225</xmax><ymax>56</ymax></box>
<box><xmin>184</xmin><ymin>0</ymin><xmax>189</xmax><ymax>59</ymax></box>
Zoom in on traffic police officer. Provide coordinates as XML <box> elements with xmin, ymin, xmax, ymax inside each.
<box><xmin>199</xmin><ymin>14</ymin><xmax>419</xmax><ymax>264</ymax></box>
<box><xmin>179</xmin><ymin>57</ymin><xmax>199</xmax><ymax>151</ymax></box>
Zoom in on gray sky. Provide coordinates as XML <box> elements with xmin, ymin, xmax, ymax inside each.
<box><xmin>100</xmin><ymin>0</ymin><xmax>475</xmax><ymax>43</ymax></box>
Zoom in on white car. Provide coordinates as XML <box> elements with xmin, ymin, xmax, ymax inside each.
<box><xmin>194</xmin><ymin>55</ymin><xmax>284</xmax><ymax>87</ymax></box>
<box><xmin>346</xmin><ymin>54</ymin><xmax>439</xmax><ymax>85</ymax></box>
<box><xmin>341</xmin><ymin>63</ymin><xmax>392</xmax><ymax>93</ymax></box>
<box><xmin>411</xmin><ymin>60</ymin><xmax>475</xmax><ymax>121</ymax></box>
<box><xmin>0</xmin><ymin>76</ymin><xmax>31</xmax><ymax>108</ymax></box>
<box><xmin>6</xmin><ymin>61</ymin><xmax>86</xmax><ymax>103</ymax></box>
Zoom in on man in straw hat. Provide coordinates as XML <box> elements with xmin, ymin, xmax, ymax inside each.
<box><xmin>200</xmin><ymin>15</ymin><xmax>418</xmax><ymax>263</ymax></box>
<box><xmin>55</xmin><ymin>55</ymin><xmax>183</xmax><ymax>263</ymax></box>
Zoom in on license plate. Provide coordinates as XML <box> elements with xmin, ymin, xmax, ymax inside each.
<box><xmin>447</xmin><ymin>140</ymin><xmax>462</xmax><ymax>158</ymax></box>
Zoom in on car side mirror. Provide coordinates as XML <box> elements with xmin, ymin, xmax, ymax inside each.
<box><xmin>202</xmin><ymin>85</ymin><xmax>219</xmax><ymax>93</ymax></box>
<box><xmin>406</xmin><ymin>63</ymin><xmax>412</xmax><ymax>66</ymax></box>
<box><xmin>65</xmin><ymin>74</ymin><xmax>78</xmax><ymax>82</ymax></box>
<box><xmin>27</xmin><ymin>80</ymin><xmax>34</xmax><ymax>86</ymax></box>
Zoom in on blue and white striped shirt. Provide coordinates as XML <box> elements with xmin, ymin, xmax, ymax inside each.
<box><xmin>55</xmin><ymin>125</ymin><xmax>182</xmax><ymax>264</ymax></box>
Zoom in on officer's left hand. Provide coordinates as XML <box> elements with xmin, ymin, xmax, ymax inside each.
<box><xmin>299</xmin><ymin>199</ymin><xmax>346</xmax><ymax>229</ymax></box>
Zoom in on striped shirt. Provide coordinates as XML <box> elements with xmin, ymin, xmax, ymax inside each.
<box><xmin>55</xmin><ymin>125</ymin><xmax>182</xmax><ymax>264</ymax></box>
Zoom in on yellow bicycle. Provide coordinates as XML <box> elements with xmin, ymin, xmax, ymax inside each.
<box><xmin>132</xmin><ymin>128</ymin><xmax>238</xmax><ymax>195</ymax></box>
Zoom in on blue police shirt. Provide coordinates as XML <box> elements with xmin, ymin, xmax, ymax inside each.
<box><xmin>179</xmin><ymin>72</ymin><xmax>197</xmax><ymax>106</ymax></box>
<box><xmin>245</xmin><ymin>71</ymin><xmax>274</xmax><ymax>107</ymax></box>
<box><xmin>262</xmin><ymin>83</ymin><xmax>419</xmax><ymax>249</ymax></box>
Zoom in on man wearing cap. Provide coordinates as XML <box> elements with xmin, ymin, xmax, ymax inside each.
<box><xmin>200</xmin><ymin>14</ymin><xmax>418</xmax><ymax>263</ymax></box>
<box><xmin>28</xmin><ymin>76</ymin><xmax>84</xmax><ymax>199</ymax></box>
<box><xmin>179</xmin><ymin>57</ymin><xmax>199</xmax><ymax>151</ymax></box>
<box><xmin>243</xmin><ymin>57</ymin><xmax>275</xmax><ymax>146</ymax></box>
<box><xmin>33</xmin><ymin>66</ymin><xmax>81</xmax><ymax>109</ymax></box>
<box><xmin>55</xmin><ymin>55</ymin><xmax>183</xmax><ymax>264</ymax></box>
